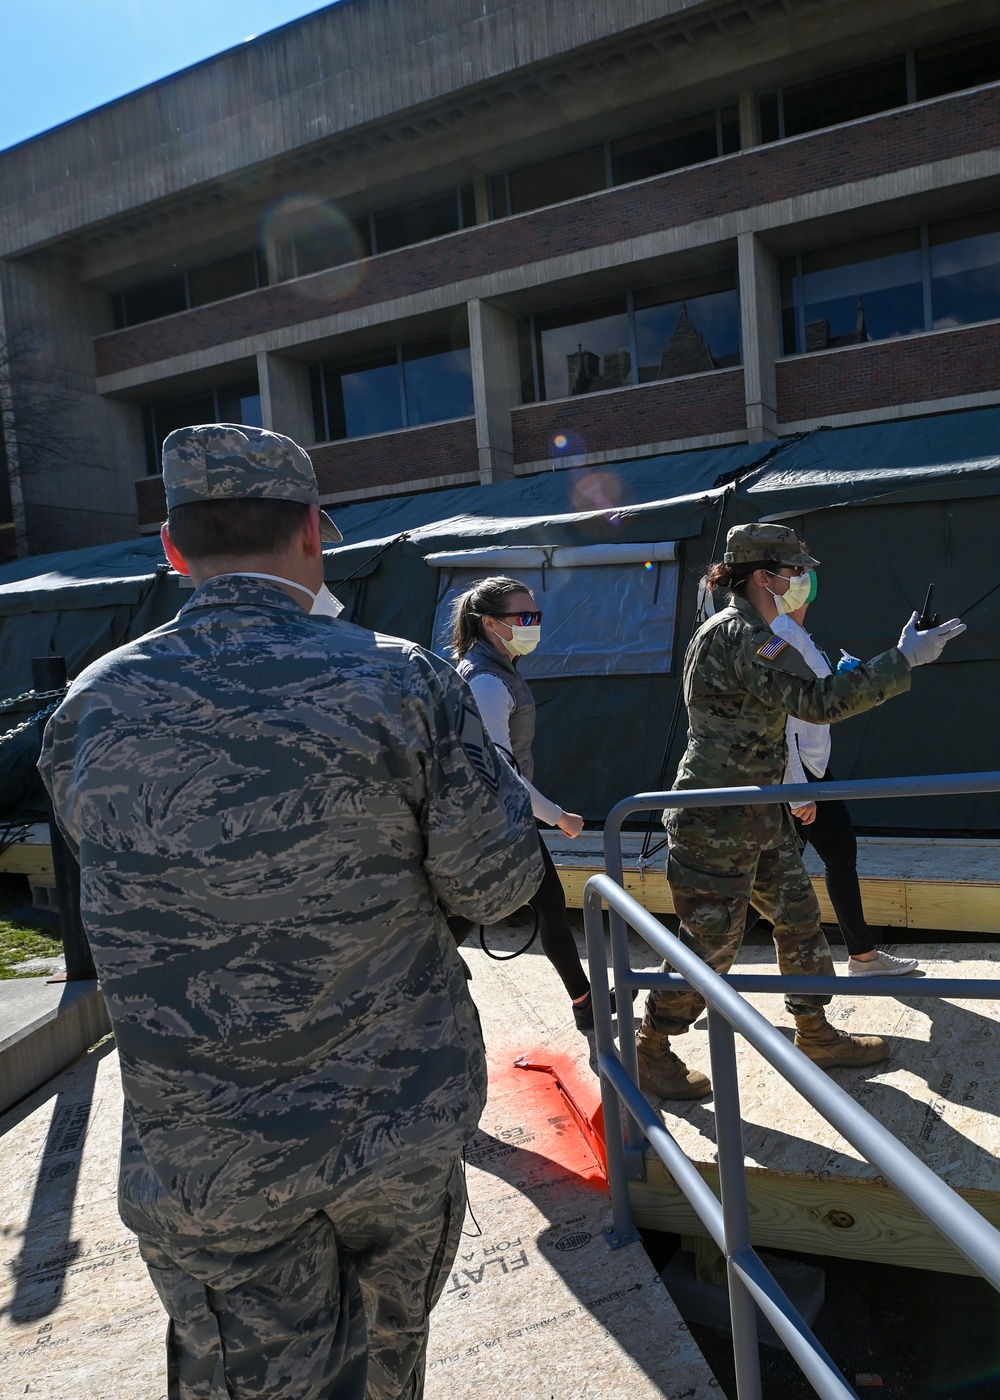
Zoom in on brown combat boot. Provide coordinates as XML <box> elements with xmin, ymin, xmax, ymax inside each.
<box><xmin>793</xmin><ymin>1012</ymin><xmax>888</xmax><ymax>1068</ymax></box>
<box><xmin>635</xmin><ymin>1029</ymin><xmax>712</xmax><ymax>1100</ymax></box>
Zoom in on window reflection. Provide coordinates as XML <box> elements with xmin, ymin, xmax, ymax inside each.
<box><xmin>634</xmin><ymin>274</ymin><xmax>740</xmax><ymax>378</ymax></box>
<box><xmin>930</xmin><ymin>212</ymin><xmax>1000</xmax><ymax>329</ymax></box>
<box><xmin>535</xmin><ymin>299</ymin><xmax>630</xmax><ymax>400</ymax></box>
<box><xmin>329</xmin><ymin>351</ymin><xmax>403</xmax><ymax>440</ymax></box>
<box><xmin>312</xmin><ymin>334</ymin><xmax>473</xmax><ymax>441</ymax></box>
<box><xmin>403</xmin><ymin>338</ymin><xmax>474</xmax><ymax>425</ymax></box>
<box><xmin>781</xmin><ymin>211</ymin><xmax>1000</xmax><ymax>353</ymax></box>
<box><xmin>783</xmin><ymin>232</ymin><xmax>923</xmax><ymax>353</ymax></box>
<box><xmin>527</xmin><ymin>276</ymin><xmax>741</xmax><ymax>402</ymax></box>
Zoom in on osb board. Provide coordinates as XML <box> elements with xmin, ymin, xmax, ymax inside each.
<box><xmin>426</xmin><ymin>937</ymin><xmax>717</xmax><ymax>1398</ymax></box>
<box><xmin>0</xmin><ymin>1040</ymin><xmax>167</xmax><ymax>1400</ymax></box>
<box><xmin>625</xmin><ymin>943</ymin><xmax>1000</xmax><ymax>1275</ymax></box>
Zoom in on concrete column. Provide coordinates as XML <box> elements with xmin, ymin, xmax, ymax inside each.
<box><xmin>738</xmin><ymin>92</ymin><xmax>760</xmax><ymax>150</ymax></box>
<box><xmin>257</xmin><ymin>351</ymin><xmax>317</xmax><ymax>447</ymax></box>
<box><xmin>472</xmin><ymin>171</ymin><xmax>490</xmax><ymax>225</ymax></box>
<box><xmin>738</xmin><ymin>232</ymin><xmax>780</xmax><ymax>443</ymax></box>
<box><xmin>0</xmin><ymin>269</ymin><xmax>28</xmax><ymax>556</ymax></box>
<box><xmin>468</xmin><ymin>298</ymin><xmax>520</xmax><ymax>484</ymax></box>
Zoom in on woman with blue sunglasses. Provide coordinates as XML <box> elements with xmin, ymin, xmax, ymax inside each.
<box><xmin>448</xmin><ymin>574</ymin><xmax>598</xmax><ymax>1031</ymax></box>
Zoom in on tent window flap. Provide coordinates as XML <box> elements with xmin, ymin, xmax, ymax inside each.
<box><xmin>428</xmin><ymin>544</ymin><xmax>680</xmax><ymax>678</ymax></box>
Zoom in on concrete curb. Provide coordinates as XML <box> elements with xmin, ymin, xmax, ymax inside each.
<box><xmin>0</xmin><ymin>979</ymin><xmax>112</xmax><ymax>1116</ymax></box>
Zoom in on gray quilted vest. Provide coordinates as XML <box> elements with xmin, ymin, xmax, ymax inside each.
<box><xmin>458</xmin><ymin>638</ymin><xmax>536</xmax><ymax>781</ymax></box>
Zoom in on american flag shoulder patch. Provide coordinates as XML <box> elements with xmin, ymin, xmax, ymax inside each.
<box><xmin>758</xmin><ymin>634</ymin><xmax>789</xmax><ymax>660</ymax></box>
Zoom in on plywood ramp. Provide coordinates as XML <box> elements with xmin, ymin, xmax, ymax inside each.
<box><xmin>625</xmin><ymin>943</ymin><xmax>1000</xmax><ymax>1276</ymax></box>
<box><xmin>545</xmin><ymin>832</ymin><xmax>1000</xmax><ymax>934</ymax></box>
<box><xmin>426</xmin><ymin>938</ymin><xmax>717</xmax><ymax>1398</ymax></box>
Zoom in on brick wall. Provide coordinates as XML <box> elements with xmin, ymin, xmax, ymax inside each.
<box><xmin>95</xmin><ymin>84</ymin><xmax>1000</xmax><ymax>377</ymax></box>
<box><xmin>135</xmin><ymin>418</ymin><xmax>477</xmax><ymax>527</ymax></box>
<box><xmin>776</xmin><ymin>321</ymin><xmax>1000</xmax><ymax>424</ymax></box>
<box><xmin>511</xmin><ymin>368</ymin><xmax>746</xmax><ymax>464</ymax></box>
<box><xmin>310</xmin><ymin>418</ymin><xmax>476</xmax><ymax>495</ymax></box>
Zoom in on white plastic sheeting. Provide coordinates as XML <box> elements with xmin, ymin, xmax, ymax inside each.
<box><xmin>429</xmin><ymin>543</ymin><xmax>680</xmax><ymax>678</ymax></box>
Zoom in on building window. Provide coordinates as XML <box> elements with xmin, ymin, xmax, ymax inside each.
<box><xmin>780</xmin><ymin>211</ymin><xmax>1000</xmax><ymax>353</ymax></box>
<box><xmin>310</xmin><ymin>333</ymin><xmax>474</xmax><ymax>442</ymax></box>
<box><xmin>522</xmin><ymin>273</ymin><xmax>740</xmax><ymax>403</ymax></box>
<box><xmin>929</xmin><ymin>210</ymin><xmax>1000</xmax><ymax>329</ymax></box>
<box><xmin>114</xmin><ymin>252</ymin><xmax>266</xmax><ymax>328</ymax></box>
<box><xmin>115</xmin><ymin>277</ymin><xmax>187</xmax><ymax>329</ymax></box>
<box><xmin>534</xmin><ymin>298</ymin><xmax>631</xmax><ymax>401</ymax></box>
<box><xmin>914</xmin><ymin>26</ymin><xmax>1000</xmax><ymax>101</ymax></box>
<box><xmin>634</xmin><ymin>273</ymin><xmax>741</xmax><ymax>379</ymax></box>
<box><xmin>143</xmin><ymin>381</ymin><xmax>262</xmax><ymax>473</ymax></box>
<box><xmin>491</xmin><ymin>107</ymin><xmax>740</xmax><ymax>219</ymax></box>
<box><xmin>374</xmin><ymin>187</ymin><xmax>475</xmax><ymax>254</ymax></box>
<box><xmin>610</xmin><ymin>108</ymin><xmax>738</xmax><ymax>185</ymax></box>
<box><xmin>760</xmin><ymin>27</ymin><xmax>1000</xmax><ymax>144</ymax></box>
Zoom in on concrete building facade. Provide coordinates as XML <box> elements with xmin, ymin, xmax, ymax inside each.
<box><xmin>1</xmin><ymin>0</ymin><xmax>998</xmax><ymax>557</ymax></box>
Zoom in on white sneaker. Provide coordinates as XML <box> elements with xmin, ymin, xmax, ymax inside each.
<box><xmin>847</xmin><ymin>951</ymin><xmax>919</xmax><ymax>977</ymax></box>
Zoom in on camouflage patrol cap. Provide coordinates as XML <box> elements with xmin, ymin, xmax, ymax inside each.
<box><xmin>162</xmin><ymin>423</ymin><xmax>342</xmax><ymax>542</ymax></box>
<box><xmin>723</xmin><ymin>522</ymin><xmax>819</xmax><ymax>568</ymax></box>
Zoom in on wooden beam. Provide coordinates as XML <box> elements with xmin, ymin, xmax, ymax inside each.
<box><xmin>555</xmin><ymin>864</ymin><xmax>999</xmax><ymax>935</ymax></box>
<box><xmin>632</xmin><ymin>1154</ymin><xmax>1000</xmax><ymax>1277</ymax></box>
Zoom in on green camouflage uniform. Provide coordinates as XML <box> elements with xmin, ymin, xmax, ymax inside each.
<box><xmin>645</xmin><ymin>591</ymin><xmax>911</xmax><ymax>1036</ymax></box>
<box><xmin>39</xmin><ymin>427</ymin><xmax>543</xmax><ymax>1400</ymax></box>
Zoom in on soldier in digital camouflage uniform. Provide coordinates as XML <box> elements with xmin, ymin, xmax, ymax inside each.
<box><xmin>637</xmin><ymin>522</ymin><xmax>965</xmax><ymax>1101</ymax></box>
<box><xmin>39</xmin><ymin>423</ymin><xmax>544</xmax><ymax>1400</ymax></box>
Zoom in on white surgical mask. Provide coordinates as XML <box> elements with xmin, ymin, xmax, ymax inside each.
<box><xmin>221</xmin><ymin>572</ymin><xmax>343</xmax><ymax>618</ymax></box>
<box><xmin>309</xmin><ymin>584</ymin><xmax>345</xmax><ymax>619</ymax></box>
<box><xmin>502</xmin><ymin>624</ymin><xmax>541</xmax><ymax>656</ymax></box>
<box><xmin>765</xmin><ymin>569</ymin><xmax>812</xmax><ymax>615</ymax></box>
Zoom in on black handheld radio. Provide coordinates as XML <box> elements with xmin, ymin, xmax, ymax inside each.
<box><xmin>916</xmin><ymin>584</ymin><xmax>940</xmax><ymax>632</ymax></box>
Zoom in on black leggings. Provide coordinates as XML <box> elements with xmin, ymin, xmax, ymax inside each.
<box><xmin>532</xmin><ymin>838</ymin><xmax>591</xmax><ymax>999</ymax></box>
<box><xmin>793</xmin><ymin>770</ymin><xmax>874</xmax><ymax>957</ymax></box>
<box><xmin>447</xmin><ymin>836</ymin><xmax>590</xmax><ymax>1000</ymax></box>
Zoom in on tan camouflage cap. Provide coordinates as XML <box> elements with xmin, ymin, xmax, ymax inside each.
<box><xmin>162</xmin><ymin>423</ymin><xmax>342</xmax><ymax>543</ymax></box>
<box><xmin>723</xmin><ymin>522</ymin><xmax>819</xmax><ymax>567</ymax></box>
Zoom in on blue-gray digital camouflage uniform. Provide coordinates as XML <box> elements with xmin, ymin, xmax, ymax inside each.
<box><xmin>39</xmin><ymin>425</ymin><xmax>543</xmax><ymax>1400</ymax></box>
<box><xmin>644</xmin><ymin>527</ymin><xmax>911</xmax><ymax>1039</ymax></box>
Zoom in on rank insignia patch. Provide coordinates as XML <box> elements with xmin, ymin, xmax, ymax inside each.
<box><xmin>457</xmin><ymin>701</ymin><xmax>500</xmax><ymax>792</ymax></box>
<box><xmin>757</xmin><ymin>635</ymin><xmax>789</xmax><ymax>660</ymax></box>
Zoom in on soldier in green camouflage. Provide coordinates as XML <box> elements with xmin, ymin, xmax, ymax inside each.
<box><xmin>39</xmin><ymin>423</ymin><xmax>543</xmax><ymax>1400</ymax></box>
<box><xmin>638</xmin><ymin>522</ymin><xmax>966</xmax><ymax>1101</ymax></box>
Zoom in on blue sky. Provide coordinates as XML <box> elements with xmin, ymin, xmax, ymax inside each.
<box><xmin>0</xmin><ymin>1</ymin><xmax>337</xmax><ymax>152</ymax></box>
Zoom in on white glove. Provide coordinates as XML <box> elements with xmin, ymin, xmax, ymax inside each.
<box><xmin>896</xmin><ymin>611</ymin><xmax>966</xmax><ymax>668</ymax></box>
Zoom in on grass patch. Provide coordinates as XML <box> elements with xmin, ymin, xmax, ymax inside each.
<box><xmin>0</xmin><ymin>875</ymin><xmax>62</xmax><ymax>977</ymax></box>
<box><xmin>0</xmin><ymin>920</ymin><xmax>63</xmax><ymax>978</ymax></box>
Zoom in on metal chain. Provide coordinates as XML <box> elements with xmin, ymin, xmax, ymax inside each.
<box><xmin>0</xmin><ymin>699</ymin><xmax>63</xmax><ymax>748</ymax></box>
<box><xmin>0</xmin><ymin>687</ymin><xmax>67</xmax><ymax>713</ymax></box>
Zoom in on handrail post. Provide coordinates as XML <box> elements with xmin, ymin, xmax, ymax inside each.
<box><xmin>584</xmin><ymin>885</ymin><xmax>639</xmax><ymax>1248</ymax></box>
<box><xmin>708</xmin><ymin>1008</ymin><xmax>763</xmax><ymax>1400</ymax></box>
<box><xmin>603</xmin><ymin>804</ymin><xmax>647</xmax><ymax>1157</ymax></box>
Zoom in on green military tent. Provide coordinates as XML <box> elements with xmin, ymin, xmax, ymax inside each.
<box><xmin>1</xmin><ymin>405</ymin><xmax>998</xmax><ymax>833</ymax></box>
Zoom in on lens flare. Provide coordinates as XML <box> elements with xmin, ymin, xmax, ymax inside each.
<box><xmin>550</xmin><ymin>428</ymin><xmax>586</xmax><ymax>457</ymax></box>
<box><xmin>260</xmin><ymin>195</ymin><xmax>368</xmax><ymax>302</ymax></box>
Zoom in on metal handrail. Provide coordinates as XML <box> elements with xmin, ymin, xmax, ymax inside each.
<box><xmin>584</xmin><ymin>771</ymin><xmax>1000</xmax><ymax>1400</ymax></box>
